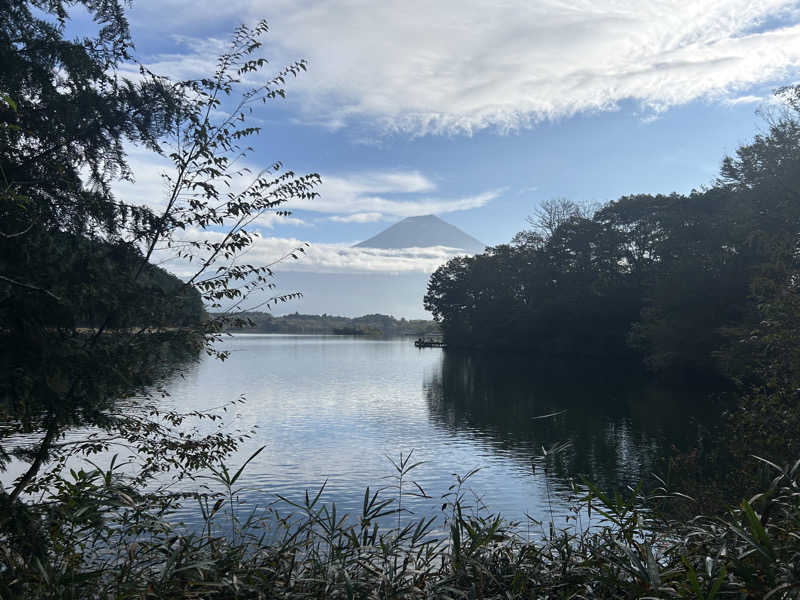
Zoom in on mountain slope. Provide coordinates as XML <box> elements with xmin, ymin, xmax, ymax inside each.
<box><xmin>354</xmin><ymin>215</ymin><xmax>485</xmax><ymax>253</ymax></box>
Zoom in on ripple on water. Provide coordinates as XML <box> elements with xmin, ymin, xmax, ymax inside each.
<box><xmin>3</xmin><ymin>334</ymin><xmax>720</xmax><ymax>532</ymax></box>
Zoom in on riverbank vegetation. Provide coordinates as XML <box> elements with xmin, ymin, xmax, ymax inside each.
<box><xmin>227</xmin><ymin>311</ymin><xmax>439</xmax><ymax>336</ymax></box>
<box><xmin>2</xmin><ymin>0</ymin><xmax>800</xmax><ymax>597</ymax></box>
<box><xmin>3</xmin><ymin>446</ymin><xmax>800</xmax><ymax>599</ymax></box>
<box><xmin>425</xmin><ymin>87</ymin><xmax>800</xmax><ymax>510</ymax></box>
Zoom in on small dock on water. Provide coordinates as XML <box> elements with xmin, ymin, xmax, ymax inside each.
<box><xmin>414</xmin><ymin>337</ymin><xmax>446</xmax><ymax>348</ymax></box>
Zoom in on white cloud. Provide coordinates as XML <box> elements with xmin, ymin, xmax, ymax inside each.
<box><xmin>289</xmin><ymin>172</ymin><xmax>501</xmax><ymax>217</ymax></box>
<box><xmin>283</xmin><ymin>241</ymin><xmax>469</xmax><ymax>274</ymax></box>
<box><xmin>723</xmin><ymin>94</ymin><xmax>766</xmax><ymax>105</ymax></box>
<box><xmin>129</xmin><ymin>0</ymin><xmax>800</xmax><ymax>135</ymax></box>
<box><xmin>158</xmin><ymin>230</ymin><xmax>470</xmax><ymax>276</ymax></box>
<box><xmin>113</xmin><ymin>147</ymin><xmax>172</xmax><ymax>211</ymax></box>
<box><xmin>346</xmin><ymin>171</ymin><xmax>435</xmax><ymax>194</ymax></box>
<box><xmin>253</xmin><ymin>213</ymin><xmax>308</xmax><ymax>228</ymax></box>
<box><xmin>115</xmin><ymin>148</ymin><xmax>495</xmax><ymax>224</ymax></box>
<box><xmin>723</xmin><ymin>89</ymin><xmax>796</xmax><ymax>107</ymax></box>
<box><xmin>328</xmin><ymin>212</ymin><xmax>384</xmax><ymax>223</ymax></box>
<box><xmin>114</xmin><ymin>147</ymin><xmax>309</xmax><ymax>228</ymax></box>
<box><xmin>276</xmin><ymin>0</ymin><xmax>800</xmax><ymax>134</ymax></box>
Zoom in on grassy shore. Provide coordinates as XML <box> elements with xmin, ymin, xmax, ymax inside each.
<box><xmin>2</xmin><ymin>449</ymin><xmax>799</xmax><ymax>599</ymax></box>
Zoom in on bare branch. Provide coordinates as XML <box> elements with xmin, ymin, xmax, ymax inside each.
<box><xmin>0</xmin><ymin>273</ymin><xmax>61</xmax><ymax>301</ymax></box>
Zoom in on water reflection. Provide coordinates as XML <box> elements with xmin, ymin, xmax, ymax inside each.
<box><xmin>424</xmin><ymin>352</ymin><xmax>719</xmax><ymax>491</ymax></box>
<box><xmin>3</xmin><ymin>336</ymin><xmax>723</xmax><ymax>530</ymax></box>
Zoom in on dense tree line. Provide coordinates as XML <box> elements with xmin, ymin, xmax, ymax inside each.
<box><xmin>230</xmin><ymin>311</ymin><xmax>438</xmax><ymax>336</ymax></box>
<box><xmin>426</xmin><ymin>90</ymin><xmax>800</xmax><ymax>382</ymax></box>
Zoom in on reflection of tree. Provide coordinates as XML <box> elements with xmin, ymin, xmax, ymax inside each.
<box><xmin>424</xmin><ymin>352</ymin><xmax>719</xmax><ymax>491</ymax></box>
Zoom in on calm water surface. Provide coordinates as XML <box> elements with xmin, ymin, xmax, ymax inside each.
<box><xmin>140</xmin><ymin>334</ymin><xmax>718</xmax><ymax>527</ymax></box>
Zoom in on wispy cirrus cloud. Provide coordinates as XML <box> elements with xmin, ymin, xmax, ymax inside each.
<box><xmin>115</xmin><ymin>152</ymin><xmax>479</xmax><ymax>273</ymax></box>
<box><xmin>327</xmin><ymin>212</ymin><xmax>384</xmax><ymax>224</ymax></box>
<box><xmin>724</xmin><ymin>95</ymin><xmax>767</xmax><ymax>105</ymax></box>
<box><xmin>722</xmin><ymin>90</ymin><xmax>793</xmax><ymax>106</ymax></box>
<box><xmin>289</xmin><ymin>172</ymin><xmax>501</xmax><ymax>218</ymax></box>
<box><xmin>127</xmin><ymin>0</ymin><xmax>800</xmax><ymax>136</ymax></box>
<box><xmin>112</xmin><ymin>147</ymin><xmax>311</xmax><ymax>228</ymax></box>
<box><xmin>271</xmin><ymin>0</ymin><xmax>800</xmax><ymax>134</ymax></box>
<box><xmin>115</xmin><ymin>149</ymin><xmax>497</xmax><ymax>225</ymax></box>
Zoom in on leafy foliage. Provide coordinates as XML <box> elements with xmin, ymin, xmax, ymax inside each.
<box><xmin>2</xmin><ymin>448</ymin><xmax>800</xmax><ymax>599</ymax></box>
<box><xmin>426</xmin><ymin>88</ymin><xmax>800</xmax><ymax>382</ymax></box>
<box><xmin>425</xmin><ymin>88</ymin><xmax>800</xmax><ymax>510</ymax></box>
<box><xmin>1</xmin><ymin>1</ymin><xmax>319</xmax><ymax>509</ymax></box>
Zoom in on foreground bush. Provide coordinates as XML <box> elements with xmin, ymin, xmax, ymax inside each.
<box><xmin>1</xmin><ymin>452</ymin><xmax>799</xmax><ymax>599</ymax></box>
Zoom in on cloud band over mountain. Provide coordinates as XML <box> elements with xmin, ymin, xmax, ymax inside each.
<box><xmin>158</xmin><ymin>232</ymin><xmax>472</xmax><ymax>277</ymax></box>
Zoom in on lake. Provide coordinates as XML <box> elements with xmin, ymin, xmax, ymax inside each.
<box><xmin>137</xmin><ymin>333</ymin><xmax>719</xmax><ymax>529</ymax></box>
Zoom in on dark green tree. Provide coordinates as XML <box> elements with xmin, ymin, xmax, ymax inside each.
<box><xmin>1</xmin><ymin>0</ymin><xmax>319</xmax><ymax>511</ymax></box>
<box><xmin>426</xmin><ymin>88</ymin><xmax>800</xmax><ymax>379</ymax></box>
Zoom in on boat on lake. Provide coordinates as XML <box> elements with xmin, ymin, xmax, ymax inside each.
<box><xmin>414</xmin><ymin>337</ymin><xmax>446</xmax><ymax>348</ymax></box>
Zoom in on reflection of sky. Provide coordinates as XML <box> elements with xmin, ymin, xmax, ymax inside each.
<box><xmin>154</xmin><ymin>335</ymin><xmax>570</xmax><ymax>527</ymax></box>
<box><xmin>2</xmin><ymin>335</ymin><xmax>716</xmax><ymax>533</ymax></box>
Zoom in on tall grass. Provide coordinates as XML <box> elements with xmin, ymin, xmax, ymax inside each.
<box><xmin>2</xmin><ymin>448</ymin><xmax>800</xmax><ymax>599</ymax></box>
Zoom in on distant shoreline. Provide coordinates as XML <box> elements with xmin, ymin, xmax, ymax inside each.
<box><xmin>215</xmin><ymin>311</ymin><xmax>440</xmax><ymax>337</ymax></box>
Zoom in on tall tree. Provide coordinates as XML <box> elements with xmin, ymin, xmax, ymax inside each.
<box><xmin>1</xmin><ymin>1</ymin><xmax>319</xmax><ymax>506</ymax></box>
<box><xmin>426</xmin><ymin>89</ymin><xmax>800</xmax><ymax>376</ymax></box>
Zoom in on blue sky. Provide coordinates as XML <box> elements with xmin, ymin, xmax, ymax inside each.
<box><xmin>105</xmin><ymin>0</ymin><xmax>800</xmax><ymax>318</ymax></box>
